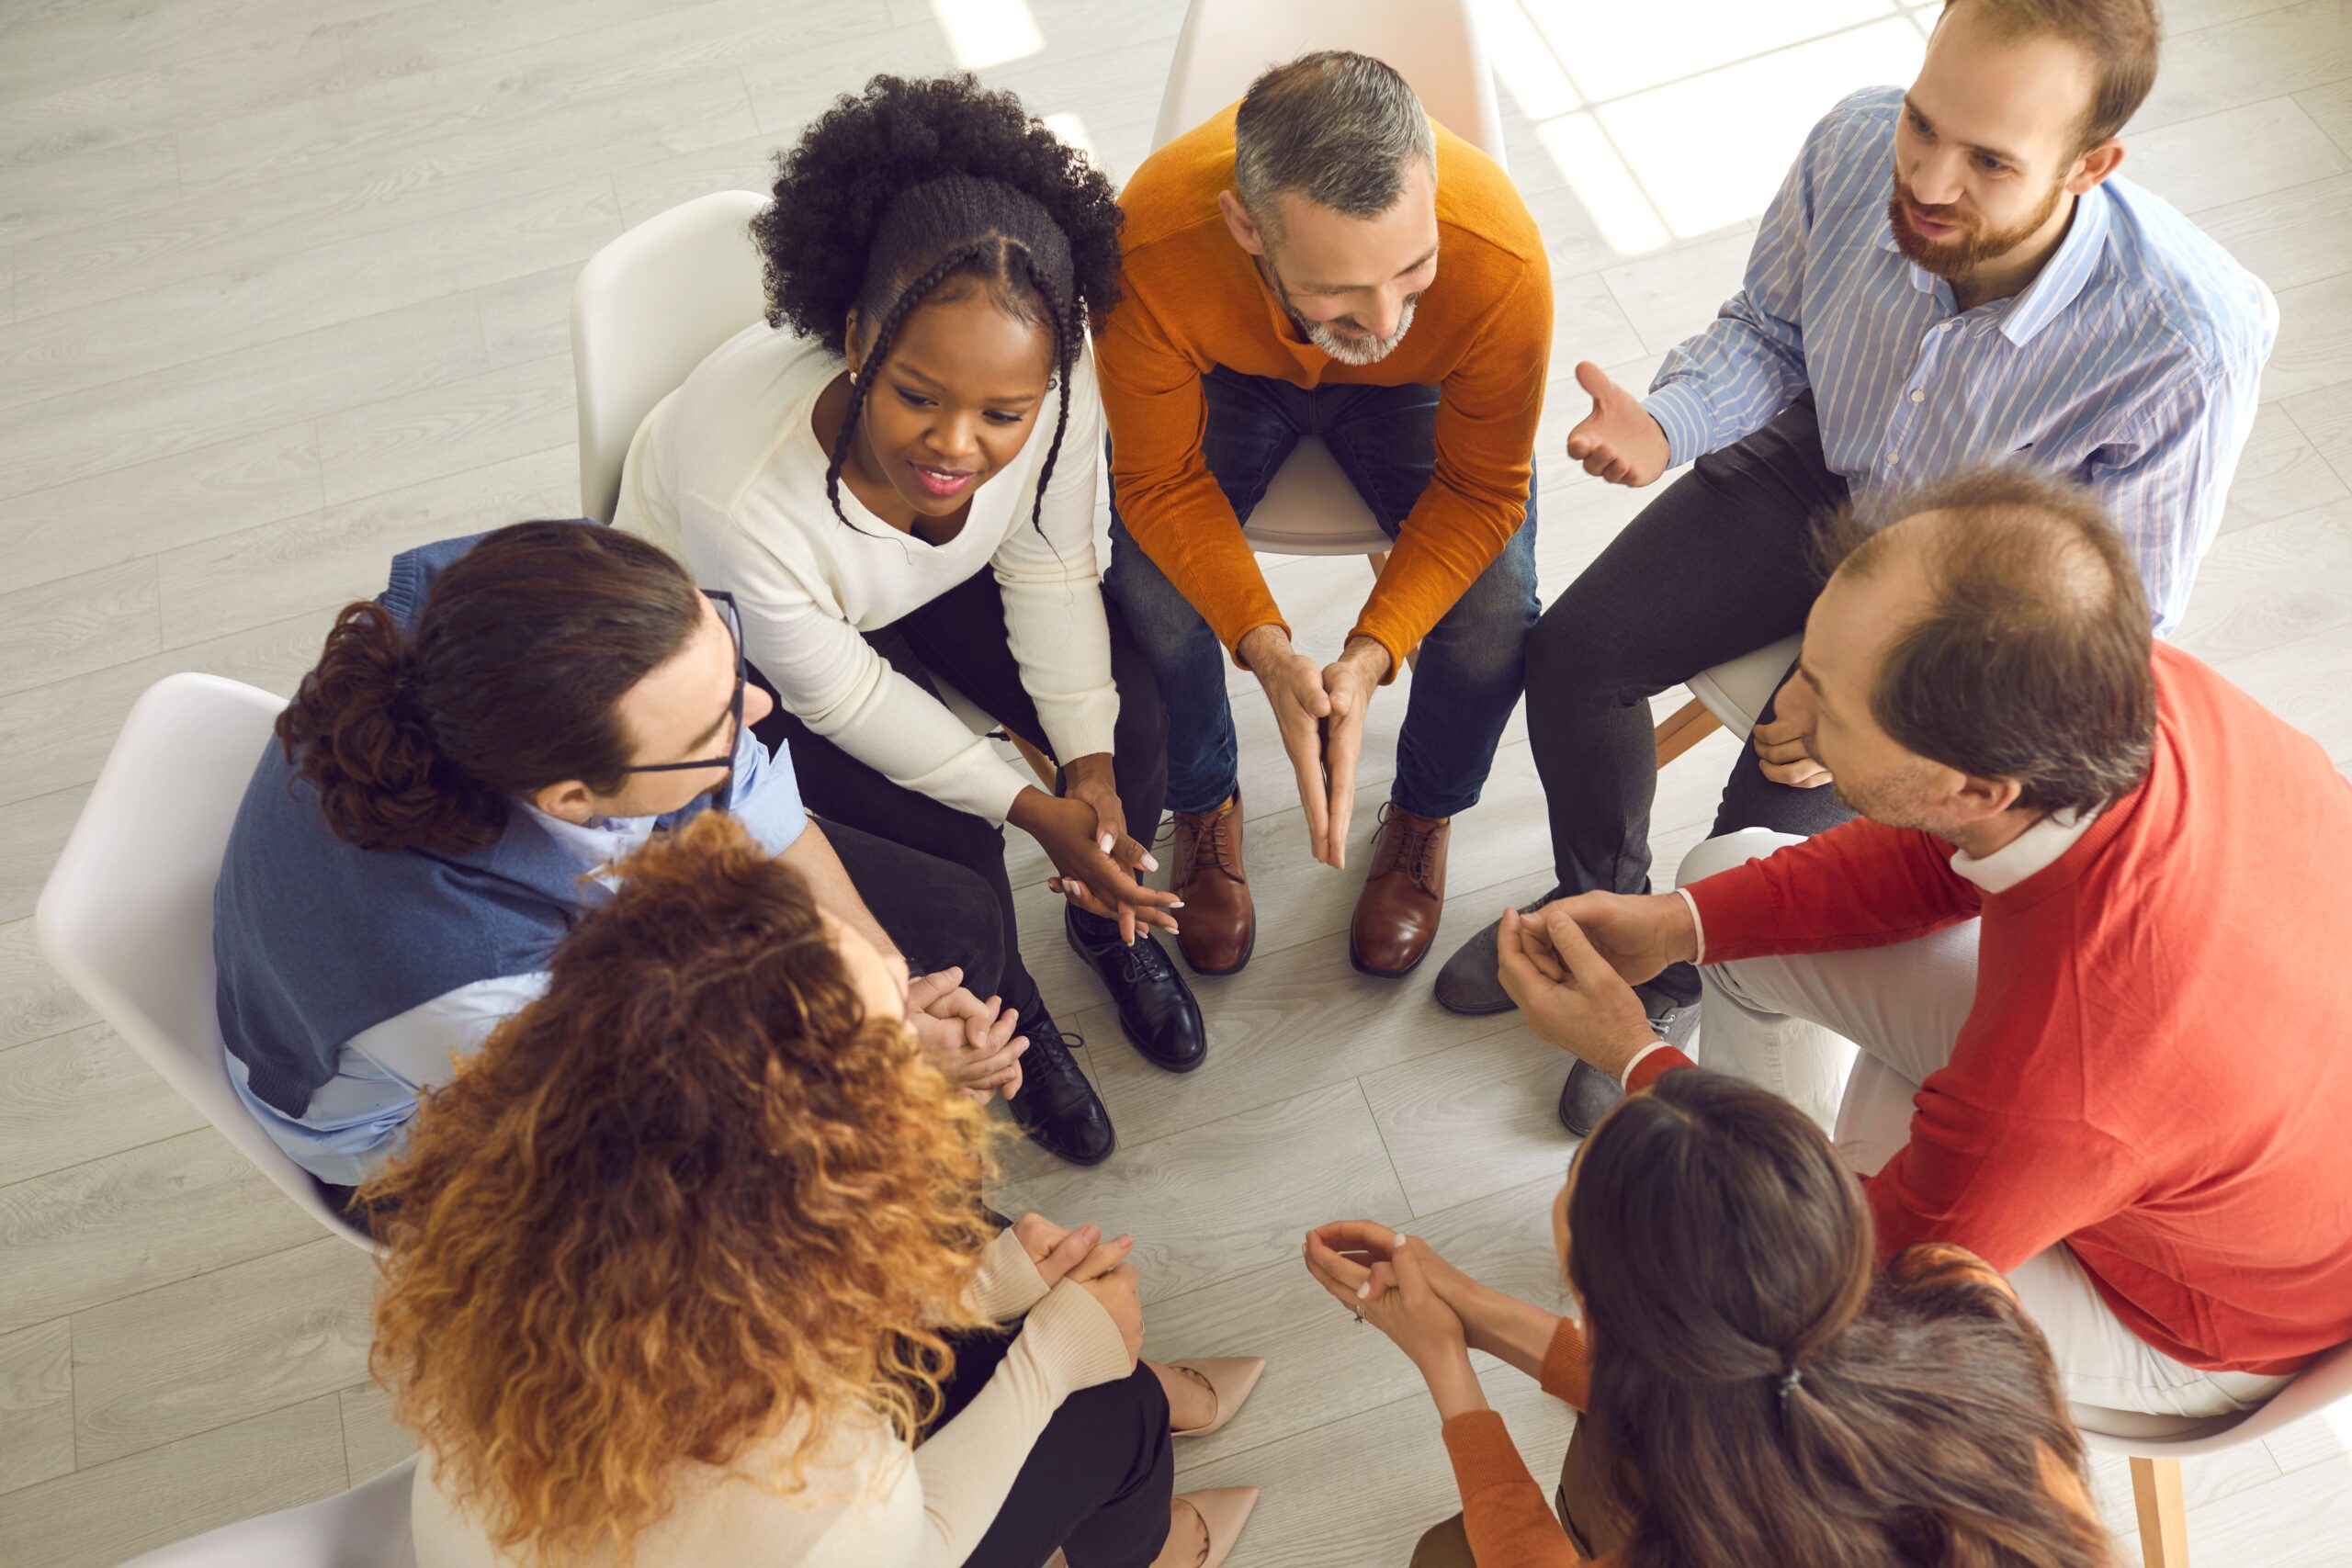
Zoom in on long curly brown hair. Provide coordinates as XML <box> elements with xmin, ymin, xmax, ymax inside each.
<box><xmin>365</xmin><ymin>813</ymin><xmax>997</xmax><ymax>1563</ymax></box>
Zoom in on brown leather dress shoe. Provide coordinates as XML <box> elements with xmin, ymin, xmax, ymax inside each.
<box><xmin>1170</xmin><ymin>793</ymin><xmax>1253</xmax><ymax>975</ymax></box>
<box><xmin>1351</xmin><ymin>804</ymin><xmax>1450</xmax><ymax>977</ymax></box>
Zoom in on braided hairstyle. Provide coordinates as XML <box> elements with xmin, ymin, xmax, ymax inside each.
<box><xmin>751</xmin><ymin>74</ymin><xmax>1122</xmax><ymax>535</ymax></box>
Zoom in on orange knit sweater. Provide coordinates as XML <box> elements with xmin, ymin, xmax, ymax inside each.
<box><xmin>1094</xmin><ymin>106</ymin><xmax>1552</xmax><ymax>677</ymax></box>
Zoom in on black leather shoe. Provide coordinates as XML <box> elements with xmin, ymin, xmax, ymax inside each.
<box><xmin>1007</xmin><ymin>1010</ymin><xmax>1116</xmax><ymax>1167</ymax></box>
<box><xmin>1066</xmin><ymin>908</ymin><xmax>1209</xmax><ymax>1072</ymax></box>
<box><xmin>1556</xmin><ymin>985</ymin><xmax>1699</xmax><ymax>1136</ymax></box>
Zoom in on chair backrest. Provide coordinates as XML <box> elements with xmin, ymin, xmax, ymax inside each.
<box><xmin>34</xmin><ymin>672</ymin><xmax>370</xmax><ymax>1250</ymax></box>
<box><xmin>1149</xmin><ymin>0</ymin><xmax>1505</xmax><ymax>164</ymax></box>
<box><xmin>121</xmin><ymin>1454</ymin><xmax>418</xmax><ymax>1567</ymax></box>
<box><xmin>571</xmin><ymin>189</ymin><xmax>771</xmax><ymax>524</ymax></box>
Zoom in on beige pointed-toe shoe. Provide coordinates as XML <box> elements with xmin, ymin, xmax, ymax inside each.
<box><xmin>1168</xmin><ymin>1356</ymin><xmax>1267</xmax><ymax>1438</ymax></box>
<box><xmin>1176</xmin><ymin>1486</ymin><xmax>1260</xmax><ymax>1568</ymax></box>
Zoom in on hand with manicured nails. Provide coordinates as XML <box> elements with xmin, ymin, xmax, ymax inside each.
<box><xmin>904</xmin><ymin>970</ymin><xmax>1026</xmax><ymax>1102</ymax></box>
<box><xmin>1303</xmin><ymin>1225</ymin><xmax>1485</xmax><ymax>1418</ymax></box>
<box><xmin>1563</xmin><ymin>360</ymin><xmax>1672</xmax><ymax>487</ymax></box>
<box><xmin>1013</xmin><ymin>785</ymin><xmax>1178</xmax><ymax>944</ymax></box>
<box><xmin>1497</xmin><ymin>905</ymin><xmax>1668</xmax><ymax>1081</ymax></box>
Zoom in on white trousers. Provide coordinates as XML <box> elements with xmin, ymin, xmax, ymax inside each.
<box><xmin>1676</xmin><ymin>829</ymin><xmax>2291</xmax><ymax>1424</ymax></box>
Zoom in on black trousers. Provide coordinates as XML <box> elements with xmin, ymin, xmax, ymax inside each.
<box><xmin>931</xmin><ymin>1324</ymin><xmax>1174</xmax><ymax>1568</ymax></box>
<box><xmin>1525</xmin><ymin>396</ymin><xmax>1858</xmax><ymax>1007</ymax></box>
<box><xmin>752</xmin><ymin>565</ymin><xmax>1170</xmax><ymax>1029</ymax></box>
<box><xmin>822</xmin><ymin>815</ymin><xmax>1007</xmax><ymax>1000</ymax></box>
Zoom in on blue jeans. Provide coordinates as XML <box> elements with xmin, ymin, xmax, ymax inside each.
<box><xmin>1104</xmin><ymin>367</ymin><xmax>1538</xmax><ymax>820</ymax></box>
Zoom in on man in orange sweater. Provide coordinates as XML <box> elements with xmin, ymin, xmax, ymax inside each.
<box><xmin>1096</xmin><ymin>51</ymin><xmax>1551</xmax><ymax>981</ymax></box>
<box><xmin>1498</xmin><ymin>467</ymin><xmax>2352</xmax><ymax>1418</ymax></box>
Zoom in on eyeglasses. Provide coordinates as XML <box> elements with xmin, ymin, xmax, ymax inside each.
<box><xmin>616</xmin><ymin>590</ymin><xmax>745</xmax><ymax>807</ymax></box>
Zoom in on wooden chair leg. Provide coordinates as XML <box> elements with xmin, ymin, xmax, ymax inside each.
<box><xmin>2131</xmin><ymin>1456</ymin><xmax>2190</xmax><ymax>1568</ymax></box>
<box><xmin>1362</xmin><ymin>549</ymin><xmax>1419</xmax><ymax>671</ymax></box>
<box><xmin>1006</xmin><ymin>730</ymin><xmax>1057</xmax><ymax>790</ymax></box>
<box><xmin>1653</xmin><ymin>697</ymin><xmax>1721</xmax><ymax>769</ymax></box>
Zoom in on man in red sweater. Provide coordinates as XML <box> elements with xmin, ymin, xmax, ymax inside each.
<box><xmin>1498</xmin><ymin>467</ymin><xmax>2352</xmax><ymax>1419</ymax></box>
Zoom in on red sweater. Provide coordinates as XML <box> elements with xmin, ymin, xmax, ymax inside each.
<box><xmin>1636</xmin><ymin>643</ymin><xmax>2352</xmax><ymax>1375</ymax></box>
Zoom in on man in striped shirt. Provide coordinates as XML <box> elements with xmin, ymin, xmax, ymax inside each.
<box><xmin>1437</xmin><ymin>0</ymin><xmax>2276</xmax><ymax>1138</ymax></box>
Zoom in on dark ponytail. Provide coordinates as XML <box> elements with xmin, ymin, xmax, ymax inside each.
<box><xmin>750</xmin><ymin>74</ymin><xmax>1122</xmax><ymax>536</ymax></box>
<box><xmin>1569</xmin><ymin>1069</ymin><xmax>2113</xmax><ymax>1568</ymax></box>
<box><xmin>276</xmin><ymin>521</ymin><xmax>704</xmax><ymax>855</ymax></box>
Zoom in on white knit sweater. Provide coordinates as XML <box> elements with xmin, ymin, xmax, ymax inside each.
<box><xmin>616</xmin><ymin>321</ymin><xmax>1120</xmax><ymax>824</ymax></box>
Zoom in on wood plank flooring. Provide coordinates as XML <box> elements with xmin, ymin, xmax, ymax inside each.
<box><xmin>3</xmin><ymin>1</ymin><xmax>2349</xmax><ymax>1562</ymax></box>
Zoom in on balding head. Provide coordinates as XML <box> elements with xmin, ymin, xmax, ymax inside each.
<box><xmin>1804</xmin><ymin>468</ymin><xmax>2155</xmax><ymax>820</ymax></box>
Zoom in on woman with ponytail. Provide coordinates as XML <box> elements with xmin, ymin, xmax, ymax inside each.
<box><xmin>215</xmin><ymin>521</ymin><xmax>1016</xmax><ymax>1212</ymax></box>
<box><xmin>616</xmin><ymin>73</ymin><xmax>1198</xmax><ymax>1170</ymax></box>
<box><xmin>1304</xmin><ymin>1068</ymin><xmax>2120</xmax><ymax>1568</ymax></box>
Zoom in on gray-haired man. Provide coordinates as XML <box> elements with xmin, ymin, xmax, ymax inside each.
<box><xmin>1095</xmin><ymin>51</ymin><xmax>1554</xmax><ymax>985</ymax></box>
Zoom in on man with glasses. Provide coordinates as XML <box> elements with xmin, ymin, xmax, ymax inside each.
<box><xmin>215</xmin><ymin>524</ymin><xmax>1023</xmax><ymax>1218</ymax></box>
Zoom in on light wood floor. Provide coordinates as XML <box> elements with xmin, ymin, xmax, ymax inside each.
<box><xmin>4</xmin><ymin>1</ymin><xmax>2351</xmax><ymax>1562</ymax></box>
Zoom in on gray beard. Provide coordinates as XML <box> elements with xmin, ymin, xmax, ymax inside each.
<box><xmin>1295</xmin><ymin>296</ymin><xmax>1418</xmax><ymax>365</ymax></box>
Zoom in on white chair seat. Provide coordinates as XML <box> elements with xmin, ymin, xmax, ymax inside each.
<box><xmin>1687</xmin><ymin>633</ymin><xmax>1803</xmax><ymax>737</ymax></box>
<box><xmin>121</xmin><ymin>1454</ymin><xmax>417</xmax><ymax>1566</ymax></box>
<box><xmin>1239</xmin><ymin>436</ymin><xmax>1392</xmax><ymax>555</ymax></box>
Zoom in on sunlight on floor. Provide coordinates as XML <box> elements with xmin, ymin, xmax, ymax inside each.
<box><xmin>933</xmin><ymin>0</ymin><xmax>1047</xmax><ymax>70</ymax></box>
<box><xmin>1476</xmin><ymin>0</ymin><xmax>1933</xmax><ymax>249</ymax></box>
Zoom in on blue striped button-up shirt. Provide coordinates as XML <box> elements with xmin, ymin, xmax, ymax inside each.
<box><xmin>1643</xmin><ymin>86</ymin><xmax>2277</xmax><ymax>634</ymax></box>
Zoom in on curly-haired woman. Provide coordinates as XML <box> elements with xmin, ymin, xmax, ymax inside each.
<box><xmin>1305</xmin><ymin>1068</ymin><xmax>2118</xmax><ymax>1568</ymax></box>
<box><xmin>375</xmin><ymin>814</ymin><xmax>1263</xmax><ymax>1568</ymax></box>
<box><xmin>616</xmin><ymin>73</ymin><xmax>1197</xmax><ymax>1170</ymax></box>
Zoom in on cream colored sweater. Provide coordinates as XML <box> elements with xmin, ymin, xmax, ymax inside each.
<box><xmin>409</xmin><ymin>1229</ymin><xmax>1133</xmax><ymax>1568</ymax></box>
<box><xmin>615</xmin><ymin>321</ymin><xmax>1119</xmax><ymax>825</ymax></box>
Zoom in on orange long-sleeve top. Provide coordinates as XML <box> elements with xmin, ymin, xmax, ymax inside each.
<box><xmin>1094</xmin><ymin>105</ymin><xmax>1552</xmax><ymax>678</ymax></box>
<box><xmin>1436</xmin><ymin>1248</ymin><xmax>2093</xmax><ymax>1565</ymax></box>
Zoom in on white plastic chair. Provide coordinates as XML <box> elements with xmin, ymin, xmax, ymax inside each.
<box><xmin>1658</xmin><ymin>631</ymin><xmax>1804</xmax><ymax>765</ymax></box>
<box><xmin>2077</xmin><ymin>1348</ymin><xmax>2352</xmax><ymax>1567</ymax></box>
<box><xmin>570</xmin><ymin>191</ymin><xmax>1049</xmax><ymax>777</ymax></box>
<box><xmin>571</xmin><ymin>188</ymin><xmax>771</xmax><ymax>526</ymax></box>
<box><xmin>35</xmin><ymin>672</ymin><xmax>377</xmax><ymax>1253</ymax></box>
<box><xmin>1148</xmin><ymin>0</ymin><xmax>1505</xmax><ymax>567</ymax></box>
<box><xmin>120</xmin><ymin>1454</ymin><xmax>417</xmax><ymax>1567</ymax></box>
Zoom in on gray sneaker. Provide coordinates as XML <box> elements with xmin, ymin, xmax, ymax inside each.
<box><xmin>1431</xmin><ymin>887</ymin><xmax>1563</xmax><ymax>1015</ymax></box>
<box><xmin>1556</xmin><ymin>986</ymin><xmax>1702</xmax><ymax>1135</ymax></box>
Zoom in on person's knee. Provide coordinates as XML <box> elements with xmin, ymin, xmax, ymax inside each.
<box><xmin>925</xmin><ymin>861</ymin><xmax>1006</xmax><ymax>999</ymax></box>
<box><xmin>1676</xmin><ymin>828</ymin><xmax>1803</xmax><ymax>890</ymax></box>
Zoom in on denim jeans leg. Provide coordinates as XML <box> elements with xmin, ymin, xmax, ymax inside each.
<box><xmin>1317</xmin><ymin>381</ymin><xmax>1538</xmax><ymax>818</ymax></box>
<box><xmin>1102</xmin><ymin>367</ymin><xmax>1306</xmax><ymax>816</ymax></box>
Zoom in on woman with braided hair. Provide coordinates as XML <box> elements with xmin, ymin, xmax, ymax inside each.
<box><xmin>1305</xmin><ymin>1068</ymin><xmax>2119</xmax><ymax>1568</ymax></box>
<box><xmin>619</xmin><ymin>73</ymin><xmax>1200</xmax><ymax>1171</ymax></box>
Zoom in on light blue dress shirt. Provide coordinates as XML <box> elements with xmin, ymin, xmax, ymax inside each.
<box><xmin>232</xmin><ymin>720</ymin><xmax>808</xmax><ymax>1185</ymax></box>
<box><xmin>1642</xmin><ymin>86</ymin><xmax>2277</xmax><ymax>635</ymax></box>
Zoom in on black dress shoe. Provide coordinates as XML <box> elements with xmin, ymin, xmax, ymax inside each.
<box><xmin>1556</xmin><ymin>985</ymin><xmax>1700</xmax><ymax>1136</ymax></box>
<box><xmin>1066</xmin><ymin>908</ymin><xmax>1208</xmax><ymax>1072</ymax></box>
<box><xmin>1007</xmin><ymin>1010</ymin><xmax>1117</xmax><ymax>1167</ymax></box>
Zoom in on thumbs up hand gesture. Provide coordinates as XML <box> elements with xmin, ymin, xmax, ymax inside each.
<box><xmin>1563</xmin><ymin>361</ymin><xmax>1672</xmax><ymax>487</ymax></box>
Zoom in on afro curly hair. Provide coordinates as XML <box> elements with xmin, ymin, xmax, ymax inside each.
<box><xmin>752</xmin><ymin>73</ymin><xmax>1124</xmax><ymax>536</ymax></box>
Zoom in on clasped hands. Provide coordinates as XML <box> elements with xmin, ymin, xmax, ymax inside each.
<box><xmin>1493</xmin><ymin>891</ymin><xmax>1699</xmax><ymax>1082</ymax></box>
<box><xmin>1238</xmin><ymin>624</ymin><xmax>1392</xmax><ymax>868</ymax></box>
<box><xmin>1022</xmin><ymin>750</ymin><xmax>1180</xmax><ymax>943</ymax></box>
<box><xmin>1011</xmin><ymin>1211</ymin><xmax>1145</xmax><ymax>1364</ymax></box>
<box><xmin>904</xmin><ymin>968</ymin><xmax>1028</xmax><ymax>1104</ymax></box>
<box><xmin>1301</xmin><ymin>1222</ymin><xmax>1488</xmax><ymax>1417</ymax></box>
